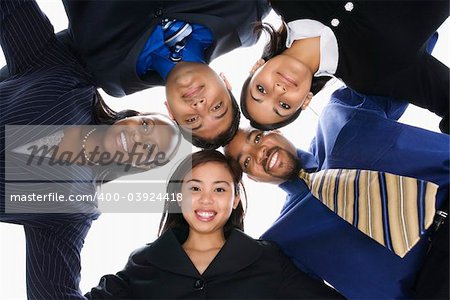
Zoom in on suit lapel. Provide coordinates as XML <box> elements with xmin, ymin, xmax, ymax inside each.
<box><xmin>145</xmin><ymin>228</ymin><xmax>263</xmax><ymax>279</ymax></box>
<box><xmin>145</xmin><ymin>228</ymin><xmax>200</xmax><ymax>278</ymax></box>
<box><xmin>171</xmin><ymin>13</ymin><xmax>241</xmax><ymax>61</ymax></box>
<box><xmin>202</xmin><ymin>229</ymin><xmax>262</xmax><ymax>278</ymax></box>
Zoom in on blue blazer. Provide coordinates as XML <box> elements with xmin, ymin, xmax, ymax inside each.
<box><xmin>263</xmin><ymin>88</ymin><xmax>449</xmax><ymax>298</ymax></box>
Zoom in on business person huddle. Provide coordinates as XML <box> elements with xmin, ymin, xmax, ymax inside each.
<box><xmin>1</xmin><ymin>0</ymin><xmax>448</xmax><ymax>299</ymax></box>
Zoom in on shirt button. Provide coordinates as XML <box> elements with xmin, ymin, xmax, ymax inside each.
<box><xmin>154</xmin><ymin>8</ymin><xmax>163</xmax><ymax>17</ymax></box>
<box><xmin>345</xmin><ymin>2</ymin><xmax>354</xmax><ymax>12</ymax></box>
<box><xmin>193</xmin><ymin>279</ymin><xmax>204</xmax><ymax>290</ymax></box>
<box><xmin>331</xmin><ymin>18</ymin><xmax>340</xmax><ymax>27</ymax></box>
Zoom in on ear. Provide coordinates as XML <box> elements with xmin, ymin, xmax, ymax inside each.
<box><xmin>301</xmin><ymin>92</ymin><xmax>313</xmax><ymax>110</ymax></box>
<box><xmin>164</xmin><ymin>101</ymin><xmax>175</xmax><ymax>120</ymax></box>
<box><xmin>249</xmin><ymin>58</ymin><xmax>265</xmax><ymax>74</ymax></box>
<box><xmin>220</xmin><ymin>72</ymin><xmax>232</xmax><ymax>91</ymax></box>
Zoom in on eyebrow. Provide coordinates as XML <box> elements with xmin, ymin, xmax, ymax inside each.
<box><xmin>191</xmin><ymin>124</ymin><xmax>202</xmax><ymax>131</ymax></box>
<box><xmin>186</xmin><ymin>179</ymin><xmax>202</xmax><ymax>183</ymax></box>
<box><xmin>186</xmin><ymin>179</ymin><xmax>231</xmax><ymax>186</ymax></box>
<box><xmin>250</xmin><ymin>92</ymin><xmax>262</xmax><ymax>103</ymax></box>
<box><xmin>251</xmin><ymin>91</ymin><xmax>288</xmax><ymax>118</ymax></box>
<box><xmin>215</xmin><ymin>106</ymin><xmax>228</xmax><ymax>120</ymax></box>
<box><xmin>213</xmin><ymin>181</ymin><xmax>231</xmax><ymax>186</ymax></box>
<box><xmin>273</xmin><ymin>107</ymin><xmax>288</xmax><ymax>118</ymax></box>
<box><xmin>192</xmin><ymin>106</ymin><xmax>229</xmax><ymax>132</ymax></box>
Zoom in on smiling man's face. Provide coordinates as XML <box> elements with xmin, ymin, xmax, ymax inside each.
<box><xmin>224</xmin><ymin>128</ymin><xmax>300</xmax><ymax>184</ymax></box>
<box><xmin>165</xmin><ymin>62</ymin><xmax>234</xmax><ymax>141</ymax></box>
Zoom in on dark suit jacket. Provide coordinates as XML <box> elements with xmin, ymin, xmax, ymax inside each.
<box><xmin>271</xmin><ymin>0</ymin><xmax>449</xmax><ymax>121</ymax></box>
<box><xmin>62</xmin><ymin>0</ymin><xmax>270</xmax><ymax>97</ymax></box>
<box><xmin>86</xmin><ymin>228</ymin><xmax>343</xmax><ymax>299</ymax></box>
<box><xmin>1</xmin><ymin>1</ymin><xmax>99</xmax><ymax>298</ymax></box>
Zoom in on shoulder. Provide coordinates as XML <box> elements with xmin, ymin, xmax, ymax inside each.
<box><xmin>254</xmin><ymin>238</ymin><xmax>288</xmax><ymax>260</ymax></box>
<box><xmin>231</xmin><ymin>230</ymin><xmax>286</xmax><ymax>260</ymax></box>
<box><xmin>125</xmin><ymin>243</ymin><xmax>153</xmax><ymax>265</ymax></box>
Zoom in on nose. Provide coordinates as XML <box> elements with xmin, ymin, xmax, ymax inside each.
<box><xmin>198</xmin><ymin>190</ymin><xmax>213</xmax><ymax>205</ymax></box>
<box><xmin>274</xmin><ymin>82</ymin><xmax>287</xmax><ymax>94</ymax></box>
<box><xmin>191</xmin><ymin>97</ymin><xmax>206</xmax><ymax>110</ymax></box>
<box><xmin>256</xmin><ymin>145</ymin><xmax>268</xmax><ymax>164</ymax></box>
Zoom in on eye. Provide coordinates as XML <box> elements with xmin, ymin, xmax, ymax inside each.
<box><xmin>215</xmin><ymin>187</ymin><xmax>226</xmax><ymax>192</ymax></box>
<box><xmin>243</xmin><ymin>157</ymin><xmax>251</xmax><ymax>169</ymax></box>
<box><xmin>279</xmin><ymin>101</ymin><xmax>291</xmax><ymax>110</ymax></box>
<box><xmin>189</xmin><ymin>186</ymin><xmax>200</xmax><ymax>192</ymax></box>
<box><xmin>212</xmin><ymin>102</ymin><xmax>223</xmax><ymax>111</ymax></box>
<box><xmin>145</xmin><ymin>143</ymin><xmax>155</xmax><ymax>153</ymax></box>
<box><xmin>256</xmin><ymin>84</ymin><xmax>266</xmax><ymax>94</ymax></box>
<box><xmin>141</xmin><ymin>120</ymin><xmax>149</xmax><ymax>132</ymax></box>
<box><xmin>254</xmin><ymin>133</ymin><xmax>262</xmax><ymax>144</ymax></box>
<box><xmin>185</xmin><ymin>115</ymin><xmax>198</xmax><ymax>123</ymax></box>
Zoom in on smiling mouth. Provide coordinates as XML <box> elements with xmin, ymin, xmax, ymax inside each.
<box><xmin>277</xmin><ymin>72</ymin><xmax>297</xmax><ymax>87</ymax></box>
<box><xmin>120</xmin><ymin>131</ymin><xmax>129</xmax><ymax>152</ymax></box>
<box><xmin>265</xmin><ymin>148</ymin><xmax>279</xmax><ymax>172</ymax></box>
<box><xmin>183</xmin><ymin>86</ymin><xmax>203</xmax><ymax>99</ymax></box>
<box><xmin>195</xmin><ymin>210</ymin><xmax>217</xmax><ymax>222</ymax></box>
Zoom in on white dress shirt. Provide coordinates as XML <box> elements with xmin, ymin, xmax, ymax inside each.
<box><xmin>285</xmin><ymin>19</ymin><xmax>339</xmax><ymax>77</ymax></box>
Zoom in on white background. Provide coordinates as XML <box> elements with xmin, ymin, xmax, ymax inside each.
<box><xmin>0</xmin><ymin>1</ymin><xmax>448</xmax><ymax>298</ymax></box>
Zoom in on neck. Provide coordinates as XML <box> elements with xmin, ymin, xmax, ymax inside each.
<box><xmin>284</xmin><ymin>36</ymin><xmax>321</xmax><ymax>74</ymax></box>
<box><xmin>183</xmin><ymin>229</ymin><xmax>226</xmax><ymax>251</ymax></box>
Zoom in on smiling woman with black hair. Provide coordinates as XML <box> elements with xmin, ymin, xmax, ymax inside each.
<box><xmin>241</xmin><ymin>0</ymin><xmax>449</xmax><ymax>133</ymax></box>
<box><xmin>86</xmin><ymin>150</ymin><xmax>344</xmax><ymax>299</ymax></box>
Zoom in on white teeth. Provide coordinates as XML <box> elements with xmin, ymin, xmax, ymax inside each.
<box><xmin>120</xmin><ymin>132</ymin><xmax>128</xmax><ymax>152</ymax></box>
<box><xmin>269</xmin><ymin>151</ymin><xmax>278</xmax><ymax>169</ymax></box>
<box><xmin>197</xmin><ymin>211</ymin><xmax>215</xmax><ymax>218</ymax></box>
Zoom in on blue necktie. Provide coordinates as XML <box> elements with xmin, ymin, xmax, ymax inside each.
<box><xmin>136</xmin><ymin>19</ymin><xmax>213</xmax><ymax>79</ymax></box>
<box><xmin>161</xmin><ymin>18</ymin><xmax>193</xmax><ymax>62</ymax></box>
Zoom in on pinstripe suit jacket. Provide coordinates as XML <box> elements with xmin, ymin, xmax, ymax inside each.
<box><xmin>1</xmin><ymin>1</ymin><xmax>100</xmax><ymax>299</ymax></box>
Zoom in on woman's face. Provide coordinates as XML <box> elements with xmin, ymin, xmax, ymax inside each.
<box><xmin>102</xmin><ymin>114</ymin><xmax>179</xmax><ymax>167</ymax></box>
<box><xmin>245</xmin><ymin>55</ymin><xmax>313</xmax><ymax>125</ymax></box>
<box><xmin>181</xmin><ymin>162</ymin><xmax>240</xmax><ymax>236</ymax></box>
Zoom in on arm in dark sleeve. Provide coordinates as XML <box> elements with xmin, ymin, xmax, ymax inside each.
<box><xmin>275</xmin><ymin>246</ymin><xmax>345</xmax><ymax>299</ymax></box>
<box><xmin>85</xmin><ymin>272</ymin><xmax>132</xmax><ymax>299</ymax></box>
<box><xmin>0</xmin><ymin>0</ymin><xmax>55</xmax><ymax>75</ymax></box>
<box><xmin>85</xmin><ymin>245</ymin><xmax>150</xmax><ymax>299</ymax></box>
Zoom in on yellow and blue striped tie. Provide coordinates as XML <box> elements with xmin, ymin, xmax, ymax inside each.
<box><xmin>299</xmin><ymin>169</ymin><xmax>438</xmax><ymax>257</ymax></box>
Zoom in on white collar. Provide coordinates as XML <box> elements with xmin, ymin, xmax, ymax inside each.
<box><xmin>285</xmin><ymin>19</ymin><xmax>339</xmax><ymax>76</ymax></box>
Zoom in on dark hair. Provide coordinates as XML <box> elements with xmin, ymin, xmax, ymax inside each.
<box><xmin>178</xmin><ymin>91</ymin><xmax>240</xmax><ymax>150</ymax></box>
<box><xmin>240</xmin><ymin>23</ymin><xmax>331</xmax><ymax>130</ymax></box>
<box><xmin>158</xmin><ymin>150</ymin><xmax>246</xmax><ymax>236</ymax></box>
<box><xmin>93</xmin><ymin>90</ymin><xmax>140</xmax><ymax>125</ymax></box>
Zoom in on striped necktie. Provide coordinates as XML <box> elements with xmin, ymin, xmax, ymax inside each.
<box><xmin>161</xmin><ymin>18</ymin><xmax>193</xmax><ymax>62</ymax></box>
<box><xmin>298</xmin><ymin>169</ymin><xmax>438</xmax><ymax>257</ymax></box>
